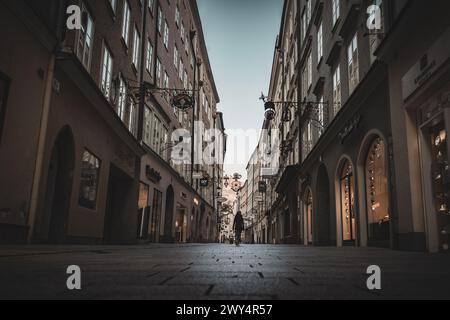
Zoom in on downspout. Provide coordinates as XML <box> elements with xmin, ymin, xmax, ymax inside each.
<box><xmin>27</xmin><ymin>0</ymin><xmax>66</xmax><ymax>243</ymax></box>
<box><xmin>137</xmin><ymin>0</ymin><xmax>149</xmax><ymax>142</ymax></box>
<box><xmin>189</xmin><ymin>30</ymin><xmax>198</xmax><ymax>188</ymax></box>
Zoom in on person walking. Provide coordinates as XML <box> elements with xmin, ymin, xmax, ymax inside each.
<box><xmin>233</xmin><ymin>211</ymin><xmax>245</xmax><ymax>246</ymax></box>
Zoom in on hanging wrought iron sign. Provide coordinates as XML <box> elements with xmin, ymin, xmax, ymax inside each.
<box><xmin>172</xmin><ymin>92</ymin><xmax>194</xmax><ymax>111</ymax></box>
<box><xmin>200</xmin><ymin>178</ymin><xmax>209</xmax><ymax>187</ymax></box>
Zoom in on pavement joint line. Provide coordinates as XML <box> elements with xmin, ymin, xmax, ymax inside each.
<box><xmin>158</xmin><ymin>276</ymin><xmax>175</xmax><ymax>286</ymax></box>
<box><xmin>0</xmin><ymin>244</ymin><xmax>204</xmax><ymax>259</ymax></box>
<box><xmin>287</xmin><ymin>278</ymin><xmax>300</xmax><ymax>286</ymax></box>
<box><xmin>204</xmin><ymin>284</ymin><xmax>215</xmax><ymax>296</ymax></box>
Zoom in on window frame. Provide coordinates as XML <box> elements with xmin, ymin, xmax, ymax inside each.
<box><xmin>100</xmin><ymin>42</ymin><xmax>114</xmax><ymax>100</ymax></box>
<box><xmin>121</xmin><ymin>0</ymin><xmax>131</xmax><ymax>47</ymax></box>
<box><xmin>78</xmin><ymin>148</ymin><xmax>102</xmax><ymax>210</ymax></box>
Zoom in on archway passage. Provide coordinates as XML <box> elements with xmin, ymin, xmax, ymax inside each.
<box><xmin>316</xmin><ymin>165</ymin><xmax>331</xmax><ymax>245</ymax></box>
<box><xmin>162</xmin><ymin>185</ymin><xmax>175</xmax><ymax>243</ymax></box>
<box><xmin>43</xmin><ymin>126</ymin><xmax>75</xmax><ymax>244</ymax></box>
<box><xmin>365</xmin><ymin>137</ymin><xmax>390</xmax><ymax>247</ymax></box>
<box><xmin>340</xmin><ymin>160</ymin><xmax>356</xmax><ymax>244</ymax></box>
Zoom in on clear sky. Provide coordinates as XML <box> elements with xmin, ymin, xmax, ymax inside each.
<box><xmin>197</xmin><ymin>0</ymin><xmax>284</xmax><ymax>178</ymax></box>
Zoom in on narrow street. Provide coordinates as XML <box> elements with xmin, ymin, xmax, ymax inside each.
<box><xmin>1</xmin><ymin>244</ymin><xmax>449</xmax><ymax>300</ymax></box>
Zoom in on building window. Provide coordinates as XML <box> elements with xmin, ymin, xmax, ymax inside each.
<box><xmin>0</xmin><ymin>74</ymin><xmax>10</xmax><ymax>143</ymax></box>
<box><xmin>340</xmin><ymin>160</ymin><xmax>356</xmax><ymax>242</ymax></box>
<box><xmin>163</xmin><ymin>20</ymin><xmax>169</xmax><ymax>49</ymax></box>
<box><xmin>332</xmin><ymin>0</ymin><xmax>340</xmax><ymax>26</ymax></box>
<box><xmin>317</xmin><ymin>23</ymin><xmax>323</xmax><ymax>63</ymax></box>
<box><xmin>348</xmin><ymin>33</ymin><xmax>359</xmax><ymax>94</ymax></box>
<box><xmin>175</xmin><ymin>5</ymin><xmax>180</xmax><ymax>27</ymax></box>
<box><xmin>76</xmin><ymin>3</ymin><xmax>94</xmax><ymax>71</ymax></box>
<box><xmin>332</xmin><ymin>65</ymin><xmax>341</xmax><ymax>116</ymax></box>
<box><xmin>365</xmin><ymin>137</ymin><xmax>390</xmax><ymax>245</ymax></box>
<box><xmin>156</xmin><ymin>58</ymin><xmax>162</xmax><ymax>87</ymax></box>
<box><xmin>79</xmin><ymin>150</ymin><xmax>101</xmax><ymax>210</ymax></box>
<box><xmin>121</xmin><ymin>0</ymin><xmax>131</xmax><ymax>46</ymax></box>
<box><xmin>152</xmin><ymin>114</ymin><xmax>162</xmax><ymax>154</ymax></box>
<box><xmin>132</xmin><ymin>27</ymin><xmax>141</xmax><ymax>69</ymax></box>
<box><xmin>181</xmin><ymin>22</ymin><xmax>185</xmax><ymax>42</ymax></box>
<box><xmin>179</xmin><ymin>60</ymin><xmax>184</xmax><ymax>81</ymax></box>
<box><xmin>369</xmin><ymin>0</ymin><xmax>384</xmax><ymax>64</ymax></box>
<box><xmin>307</xmin><ymin>53</ymin><xmax>313</xmax><ymax>89</ymax></box>
<box><xmin>143</xmin><ymin>106</ymin><xmax>152</xmax><ymax>146</ymax></box>
<box><xmin>128</xmin><ymin>101</ymin><xmax>136</xmax><ymax>135</ymax></box>
<box><xmin>118</xmin><ymin>76</ymin><xmax>127</xmax><ymax>121</ymax></box>
<box><xmin>146</xmin><ymin>39</ymin><xmax>153</xmax><ymax>73</ymax></box>
<box><xmin>101</xmin><ymin>44</ymin><xmax>113</xmax><ymax>100</ymax></box>
<box><xmin>183</xmin><ymin>70</ymin><xmax>188</xmax><ymax>89</ymax></box>
<box><xmin>174</xmin><ymin>46</ymin><xmax>179</xmax><ymax>70</ymax></box>
<box><xmin>148</xmin><ymin>0</ymin><xmax>154</xmax><ymax>13</ymax></box>
<box><xmin>158</xmin><ymin>8</ymin><xmax>163</xmax><ymax>33</ymax></box>
<box><xmin>317</xmin><ymin>95</ymin><xmax>325</xmax><ymax>135</ymax></box>
<box><xmin>109</xmin><ymin>0</ymin><xmax>117</xmax><ymax>13</ymax></box>
<box><xmin>163</xmin><ymin>71</ymin><xmax>169</xmax><ymax>90</ymax></box>
<box><xmin>306</xmin><ymin>0</ymin><xmax>312</xmax><ymax>25</ymax></box>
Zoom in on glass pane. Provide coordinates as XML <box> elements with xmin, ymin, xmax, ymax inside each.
<box><xmin>79</xmin><ymin>150</ymin><xmax>101</xmax><ymax>210</ymax></box>
<box><xmin>366</xmin><ymin>138</ymin><xmax>390</xmax><ymax>243</ymax></box>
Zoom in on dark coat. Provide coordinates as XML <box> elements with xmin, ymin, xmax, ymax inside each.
<box><xmin>233</xmin><ymin>214</ymin><xmax>244</xmax><ymax>231</ymax></box>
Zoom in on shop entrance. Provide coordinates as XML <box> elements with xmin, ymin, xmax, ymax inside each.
<box><xmin>104</xmin><ymin>164</ymin><xmax>133</xmax><ymax>244</ymax></box>
<box><xmin>175</xmin><ymin>204</ymin><xmax>187</xmax><ymax>243</ymax></box>
<box><xmin>162</xmin><ymin>185</ymin><xmax>175</xmax><ymax>243</ymax></box>
<box><xmin>42</xmin><ymin>127</ymin><xmax>75</xmax><ymax>244</ymax></box>
<box><xmin>421</xmin><ymin>115</ymin><xmax>450</xmax><ymax>253</ymax></box>
<box><xmin>340</xmin><ymin>160</ymin><xmax>357</xmax><ymax>245</ymax></box>
<box><xmin>304</xmin><ymin>188</ymin><xmax>313</xmax><ymax>245</ymax></box>
<box><xmin>364</xmin><ymin>137</ymin><xmax>390</xmax><ymax>247</ymax></box>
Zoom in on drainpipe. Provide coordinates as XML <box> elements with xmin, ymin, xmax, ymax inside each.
<box><xmin>27</xmin><ymin>0</ymin><xmax>66</xmax><ymax>243</ymax></box>
<box><xmin>137</xmin><ymin>0</ymin><xmax>149</xmax><ymax>142</ymax></box>
<box><xmin>27</xmin><ymin>54</ymin><xmax>56</xmax><ymax>243</ymax></box>
<box><xmin>189</xmin><ymin>30</ymin><xmax>198</xmax><ymax>188</ymax></box>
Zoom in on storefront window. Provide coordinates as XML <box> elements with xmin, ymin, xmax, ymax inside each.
<box><xmin>340</xmin><ymin>160</ymin><xmax>356</xmax><ymax>242</ymax></box>
<box><xmin>79</xmin><ymin>150</ymin><xmax>101</xmax><ymax>210</ymax></box>
<box><xmin>149</xmin><ymin>189</ymin><xmax>163</xmax><ymax>242</ymax></box>
<box><xmin>304</xmin><ymin>189</ymin><xmax>313</xmax><ymax>244</ymax></box>
<box><xmin>429</xmin><ymin>123</ymin><xmax>450</xmax><ymax>251</ymax></box>
<box><xmin>365</xmin><ymin>138</ymin><xmax>390</xmax><ymax>244</ymax></box>
<box><xmin>138</xmin><ymin>183</ymin><xmax>150</xmax><ymax>240</ymax></box>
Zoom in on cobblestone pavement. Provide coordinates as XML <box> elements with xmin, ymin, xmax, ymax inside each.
<box><xmin>0</xmin><ymin>244</ymin><xmax>449</xmax><ymax>300</ymax></box>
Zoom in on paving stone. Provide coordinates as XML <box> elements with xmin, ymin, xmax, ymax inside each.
<box><xmin>0</xmin><ymin>244</ymin><xmax>449</xmax><ymax>299</ymax></box>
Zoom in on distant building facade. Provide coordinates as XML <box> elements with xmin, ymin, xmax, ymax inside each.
<box><xmin>261</xmin><ymin>0</ymin><xmax>450</xmax><ymax>253</ymax></box>
<box><xmin>0</xmin><ymin>0</ymin><xmax>224</xmax><ymax>244</ymax></box>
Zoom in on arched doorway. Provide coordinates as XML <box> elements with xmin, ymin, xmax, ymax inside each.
<box><xmin>42</xmin><ymin>126</ymin><xmax>75</xmax><ymax>244</ymax></box>
<box><xmin>162</xmin><ymin>185</ymin><xmax>175</xmax><ymax>243</ymax></box>
<box><xmin>339</xmin><ymin>159</ymin><xmax>356</xmax><ymax>245</ymax></box>
<box><xmin>365</xmin><ymin>137</ymin><xmax>390</xmax><ymax>246</ymax></box>
<box><xmin>303</xmin><ymin>188</ymin><xmax>313</xmax><ymax>245</ymax></box>
<box><xmin>316</xmin><ymin>164</ymin><xmax>331</xmax><ymax>245</ymax></box>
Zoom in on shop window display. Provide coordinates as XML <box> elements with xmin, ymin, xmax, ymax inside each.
<box><xmin>340</xmin><ymin>161</ymin><xmax>356</xmax><ymax>242</ymax></box>
<box><xmin>365</xmin><ymin>138</ymin><xmax>390</xmax><ymax>244</ymax></box>
<box><xmin>430</xmin><ymin>123</ymin><xmax>450</xmax><ymax>252</ymax></box>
